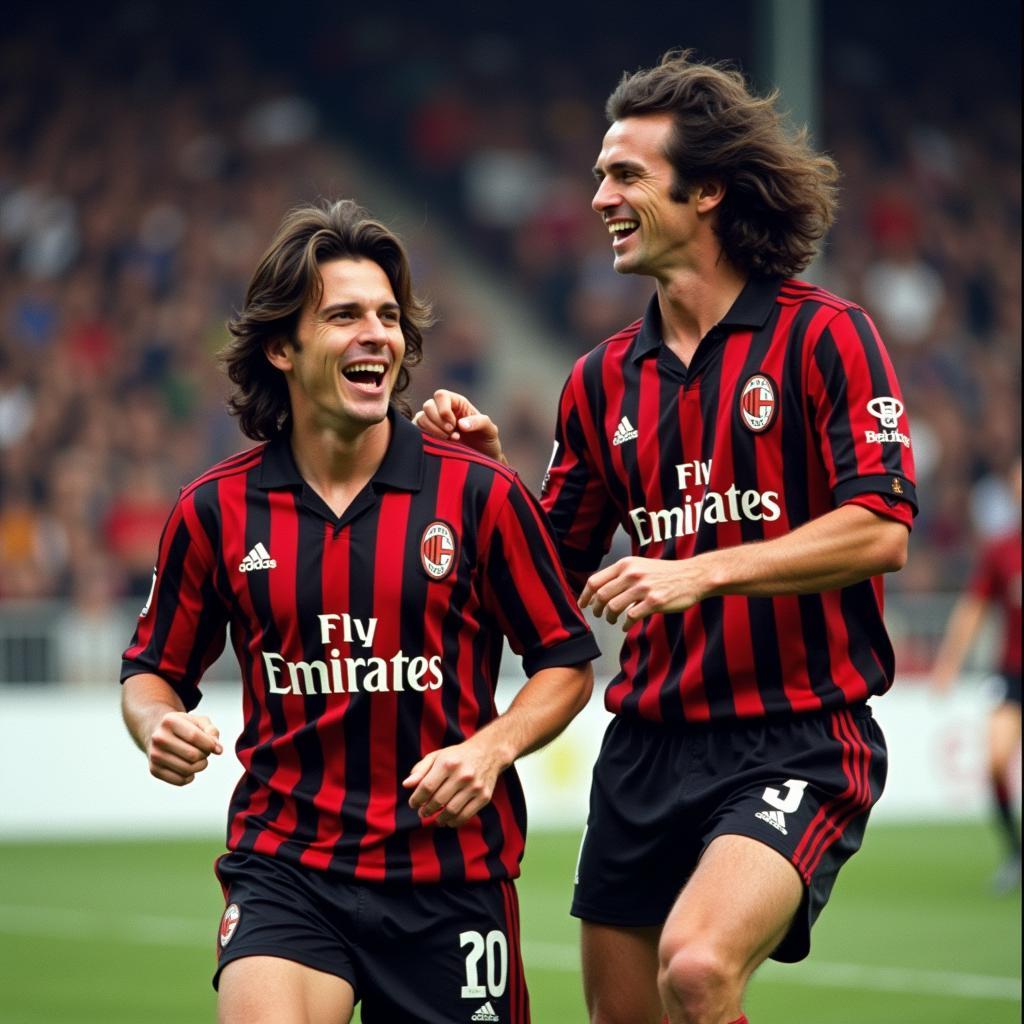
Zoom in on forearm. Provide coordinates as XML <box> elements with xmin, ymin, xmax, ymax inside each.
<box><xmin>932</xmin><ymin>596</ymin><xmax>987</xmax><ymax>683</ymax></box>
<box><xmin>474</xmin><ymin>663</ymin><xmax>594</xmax><ymax>769</ymax></box>
<box><xmin>122</xmin><ymin>673</ymin><xmax>186</xmax><ymax>751</ymax></box>
<box><xmin>700</xmin><ymin>503</ymin><xmax>909</xmax><ymax>599</ymax></box>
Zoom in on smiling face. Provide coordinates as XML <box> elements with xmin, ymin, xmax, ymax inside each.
<box><xmin>268</xmin><ymin>257</ymin><xmax>406</xmax><ymax>439</ymax></box>
<box><xmin>592</xmin><ymin>113</ymin><xmax>705</xmax><ymax>279</ymax></box>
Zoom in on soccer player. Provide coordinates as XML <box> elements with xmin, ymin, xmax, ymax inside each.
<box><xmin>931</xmin><ymin>457</ymin><xmax>1022</xmax><ymax>894</ymax></box>
<box><xmin>415</xmin><ymin>52</ymin><xmax>917</xmax><ymax>1024</ymax></box>
<box><xmin>119</xmin><ymin>199</ymin><xmax>598</xmax><ymax>1024</ymax></box>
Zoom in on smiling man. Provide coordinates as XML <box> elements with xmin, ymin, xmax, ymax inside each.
<box><xmin>119</xmin><ymin>200</ymin><xmax>598</xmax><ymax>1024</ymax></box>
<box><xmin>415</xmin><ymin>52</ymin><xmax>918</xmax><ymax>1024</ymax></box>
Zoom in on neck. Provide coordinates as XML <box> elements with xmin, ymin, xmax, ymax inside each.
<box><xmin>655</xmin><ymin>253</ymin><xmax>748</xmax><ymax>360</ymax></box>
<box><xmin>288</xmin><ymin>412</ymin><xmax>392</xmax><ymax>517</ymax></box>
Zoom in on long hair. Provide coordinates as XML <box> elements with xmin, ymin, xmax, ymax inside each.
<box><xmin>606</xmin><ymin>50</ymin><xmax>838</xmax><ymax>278</ymax></box>
<box><xmin>221</xmin><ymin>199</ymin><xmax>433</xmax><ymax>440</ymax></box>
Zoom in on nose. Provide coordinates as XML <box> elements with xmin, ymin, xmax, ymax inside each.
<box><xmin>358</xmin><ymin>312</ymin><xmax>391</xmax><ymax>343</ymax></box>
<box><xmin>592</xmin><ymin>176</ymin><xmax>620</xmax><ymax>214</ymax></box>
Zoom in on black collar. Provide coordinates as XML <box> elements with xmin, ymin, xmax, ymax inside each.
<box><xmin>257</xmin><ymin>407</ymin><xmax>424</xmax><ymax>493</ymax></box>
<box><xmin>631</xmin><ymin>276</ymin><xmax>783</xmax><ymax>363</ymax></box>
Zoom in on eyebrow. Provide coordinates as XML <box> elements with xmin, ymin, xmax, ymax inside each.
<box><xmin>592</xmin><ymin>160</ymin><xmax>645</xmax><ymax>181</ymax></box>
<box><xmin>319</xmin><ymin>300</ymin><xmax>402</xmax><ymax>315</ymax></box>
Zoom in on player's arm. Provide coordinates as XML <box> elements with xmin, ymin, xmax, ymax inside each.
<box><xmin>582</xmin><ymin>503</ymin><xmax>908</xmax><ymax>629</ymax></box>
<box><xmin>403</xmin><ymin>662</ymin><xmax>593</xmax><ymax>827</ymax></box>
<box><xmin>413</xmin><ymin>390</ymin><xmax>507</xmax><ymax>464</ymax></box>
<box><xmin>930</xmin><ymin>593</ymin><xmax>988</xmax><ymax>694</ymax></box>
<box><xmin>122</xmin><ymin>672</ymin><xmax>223</xmax><ymax>787</ymax></box>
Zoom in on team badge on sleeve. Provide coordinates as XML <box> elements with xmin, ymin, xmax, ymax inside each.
<box><xmin>420</xmin><ymin>521</ymin><xmax>458</xmax><ymax>581</ymax></box>
<box><xmin>219</xmin><ymin>903</ymin><xmax>241</xmax><ymax>948</ymax></box>
<box><xmin>739</xmin><ymin>374</ymin><xmax>778</xmax><ymax>433</ymax></box>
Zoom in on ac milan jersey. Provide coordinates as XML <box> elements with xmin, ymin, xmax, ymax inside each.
<box><xmin>542</xmin><ymin>277</ymin><xmax>917</xmax><ymax>724</ymax></box>
<box><xmin>122</xmin><ymin>411</ymin><xmax>599</xmax><ymax>883</ymax></box>
<box><xmin>968</xmin><ymin>530</ymin><xmax>1022</xmax><ymax>675</ymax></box>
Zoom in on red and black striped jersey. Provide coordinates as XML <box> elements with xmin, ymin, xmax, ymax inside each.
<box><xmin>542</xmin><ymin>276</ymin><xmax>917</xmax><ymax>724</ymax></box>
<box><xmin>968</xmin><ymin>530</ymin><xmax>1022</xmax><ymax>675</ymax></box>
<box><xmin>122</xmin><ymin>411</ymin><xmax>599</xmax><ymax>883</ymax></box>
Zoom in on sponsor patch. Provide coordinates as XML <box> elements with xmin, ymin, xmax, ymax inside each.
<box><xmin>738</xmin><ymin>374</ymin><xmax>778</xmax><ymax>432</ymax></box>
<box><xmin>867</xmin><ymin>396</ymin><xmax>904</xmax><ymax>429</ymax></box>
<box><xmin>420</xmin><ymin>520</ymin><xmax>458</xmax><ymax>581</ymax></box>
<box><xmin>219</xmin><ymin>903</ymin><xmax>241</xmax><ymax>948</ymax></box>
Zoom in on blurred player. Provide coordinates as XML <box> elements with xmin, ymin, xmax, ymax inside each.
<box><xmin>119</xmin><ymin>199</ymin><xmax>598</xmax><ymax>1024</ymax></box>
<box><xmin>416</xmin><ymin>52</ymin><xmax>916</xmax><ymax>1024</ymax></box>
<box><xmin>932</xmin><ymin>457</ymin><xmax>1022</xmax><ymax>894</ymax></box>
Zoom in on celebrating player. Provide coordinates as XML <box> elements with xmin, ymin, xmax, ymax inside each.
<box><xmin>931</xmin><ymin>457</ymin><xmax>1022</xmax><ymax>894</ymax></box>
<box><xmin>119</xmin><ymin>200</ymin><xmax>598</xmax><ymax>1024</ymax></box>
<box><xmin>416</xmin><ymin>52</ymin><xmax>916</xmax><ymax>1024</ymax></box>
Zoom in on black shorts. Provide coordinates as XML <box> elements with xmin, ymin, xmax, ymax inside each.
<box><xmin>999</xmin><ymin>671</ymin><xmax>1022</xmax><ymax>706</ymax></box>
<box><xmin>213</xmin><ymin>852</ymin><xmax>529</xmax><ymax>1024</ymax></box>
<box><xmin>570</xmin><ymin>704</ymin><xmax>887</xmax><ymax>963</ymax></box>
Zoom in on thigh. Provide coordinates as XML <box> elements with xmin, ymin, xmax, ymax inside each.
<box><xmin>580</xmin><ymin>921</ymin><xmax>662</xmax><ymax>1024</ymax></box>
<box><xmin>989</xmin><ymin>699</ymin><xmax>1022</xmax><ymax>772</ymax></box>
<box><xmin>218</xmin><ymin>956</ymin><xmax>355</xmax><ymax>1024</ymax></box>
<box><xmin>704</xmin><ymin>704</ymin><xmax>888</xmax><ymax>962</ymax></box>
<box><xmin>357</xmin><ymin>879</ymin><xmax>529</xmax><ymax>1024</ymax></box>
<box><xmin>660</xmin><ymin>834</ymin><xmax>803</xmax><ymax>980</ymax></box>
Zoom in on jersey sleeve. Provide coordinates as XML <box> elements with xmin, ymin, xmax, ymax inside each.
<box><xmin>539</xmin><ymin>371</ymin><xmax>621</xmax><ymax>591</ymax></box>
<box><xmin>119</xmin><ymin>488</ymin><xmax>229</xmax><ymax>711</ymax></box>
<box><xmin>807</xmin><ymin>306</ymin><xmax>918</xmax><ymax>527</ymax></box>
<box><xmin>482</xmin><ymin>474</ymin><xmax>601</xmax><ymax>677</ymax></box>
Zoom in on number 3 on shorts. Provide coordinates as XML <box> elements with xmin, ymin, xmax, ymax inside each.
<box><xmin>459</xmin><ymin>929</ymin><xmax>508</xmax><ymax>999</ymax></box>
<box><xmin>761</xmin><ymin>778</ymin><xmax>808</xmax><ymax>814</ymax></box>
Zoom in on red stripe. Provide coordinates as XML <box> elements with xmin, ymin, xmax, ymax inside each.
<box><xmin>793</xmin><ymin>710</ymin><xmax>870</xmax><ymax>881</ymax></box>
<box><xmin>180</xmin><ymin>445</ymin><xmax>265</xmax><ymax>500</ymax></box>
<box><xmin>355</xmin><ymin>492</ymin><xmax>411</xmax><ymax>880</ymax></box>
<box><xmin>501</xmin><ymin>880</ymin><xmax>529</xmax><ymax>1023</ymax></box>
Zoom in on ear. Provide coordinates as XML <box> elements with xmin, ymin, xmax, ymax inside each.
<box><xmin>695</xmin><ymin>179</ymin><xmax>726</xmax><ymax>214</ymax></box>
<box><xmin>263</xmin><ymin>335</ymin><xmax>293</xmax><ymax>373</ymax></box>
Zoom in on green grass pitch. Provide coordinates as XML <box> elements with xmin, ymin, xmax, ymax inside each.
<box><xmin>0</xmin><ymin>823</ymin><xmax>1019</xmax><ymax>1023</ymax></box>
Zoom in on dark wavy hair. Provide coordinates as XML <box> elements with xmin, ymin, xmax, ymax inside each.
<box><xmin>606</xmin><ymin>50</ymin><xmax>839</xmax><ymax>278</ymax></box>
<box><xmin>221</xmin><ymin>199</ymin><xmax>432</xmax><ymax>440</ymax></box>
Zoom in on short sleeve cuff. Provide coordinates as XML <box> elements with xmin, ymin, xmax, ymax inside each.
<box><xmin>521</xmin><ymin>633</ymin><xmax>601</xmax><ymax>677</ymax></box>
<box><xmin>120</xmin><ymin>662</ymin><xmax>202</xmax><ymax>711</ymax></box>
<box><xmin>834</xmin><ymin>474</ymin><xmax>918</xmax><ymax>518</ymax></box>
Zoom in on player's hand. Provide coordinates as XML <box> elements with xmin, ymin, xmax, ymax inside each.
<box><xmin>402</xmin><ymin>736</ymin><xmax>505</xmax><ymax>827</ymax></box>
<box><xmin>413</xmin><ymin>390</ymin><xmax>507</xmax><ymax>465</ymax></box>
<box><xmin>579</xmin><ymin>556</ymin><xmax>706</xmax><ymax>630</ymax></box>
<box><xmin>145</xmin><ymin>712</ymin><xmax>223</xmax><ymax>787</ymax></box>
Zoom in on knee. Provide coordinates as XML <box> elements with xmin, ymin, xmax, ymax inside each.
<box><xmin>658</xmin><ymin>940</ymin><xmax>739</xmax><ymax>1022</ymax></box>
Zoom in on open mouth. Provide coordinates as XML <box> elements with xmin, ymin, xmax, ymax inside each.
<box><xmin>608</xmin><ymin>220</ymin><xmax>639</xmax><ymax>245</ymax></box>
<box><xmin>342</xmin><ymin>363</ymin><xmax>387</xmax><ymax>390</ymax></box>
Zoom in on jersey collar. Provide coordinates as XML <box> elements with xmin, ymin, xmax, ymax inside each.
<box><xmin>631</xmin><ymin>275</ymin><xmax>783</xmax><ymax>363</ymax></box>
<box><xmin>258</xmin><ymin>407</ymin><xmax>424</xmax><ymax>493</ymax></box>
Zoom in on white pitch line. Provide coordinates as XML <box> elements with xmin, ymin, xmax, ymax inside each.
<box><xmin>1</xmin><ymin>906</ymin><xmax>1019</xmax><ymax>1002</ymax></box>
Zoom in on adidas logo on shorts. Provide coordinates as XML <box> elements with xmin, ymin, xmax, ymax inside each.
<box><xmin>755</xmin><ymin>809</ymin><xmax>788</xmax><ymax>835</ymax></box>
<box><xmin>471</xmin><ymin>1001</ymin><xmax>500</xmax><ymax>1022</ymax></box>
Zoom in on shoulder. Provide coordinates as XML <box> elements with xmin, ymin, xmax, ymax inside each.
<box><xmin>777</xmin><ymin>278</ymin><xmax>863</xmax><ymax>317</ymax></box>
<box><xmin>420</xmin><ymin>433</ymin><xmax>520</xmax><ymax>488</ymax></box>
<box><xmin>179</xmin><ymin>444</ymin><xmax>269</xmax><ymax>504</ymax></box>
<box><xmin>569</xmin><ymin>315</ymin><xmax>645</xmax><ymax>386</ymax></box>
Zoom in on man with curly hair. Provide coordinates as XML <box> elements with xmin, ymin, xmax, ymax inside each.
<box><xmin>416</xmin><ymin>52</ymin><xmax>917</xmax><ymax>1024</ymax></box>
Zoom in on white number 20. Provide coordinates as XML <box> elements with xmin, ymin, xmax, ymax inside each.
<box><xmin>460</xmin><ymin>929</ymin><xmax>508</xmax><ymax>999</ymax></box>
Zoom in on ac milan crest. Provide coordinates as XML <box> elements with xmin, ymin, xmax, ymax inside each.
<box><xmin>420</xmin><ymin>521</ymin><xmax>458</xmax><ymax>580</ymax></box>
<box><xmin>738</xmin><ymin>374</ymin><xmax>778</xmax><ymax>432</ymax></box>
<box><xmin>219</xmin><ymin>903</ymin><xmax>241</xmax><ymax>948</ymax></box>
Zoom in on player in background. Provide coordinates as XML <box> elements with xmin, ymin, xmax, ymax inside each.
<box><xmin>416</xmin><ymin>52</ymin><xmax>916</xmax><ymax>1024</ymax></box>
<box><xmin>119</xmin><ymin>199</ymin><xmax>598</xmax><ymax>1024</ymax></box>
<box><xmin>931</xmin><ymin>457</ymin><xmax>1022</xmax><ymax>894</ymax></box>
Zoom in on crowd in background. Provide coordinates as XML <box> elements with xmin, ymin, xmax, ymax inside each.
<box><xmin>0</xmin><ymin>5</ymin><xmax>1019</xmax><ymax>680</ymax></box>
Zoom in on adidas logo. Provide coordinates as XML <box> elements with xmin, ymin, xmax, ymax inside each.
<box><xmin>612</xmin><ymin>416</ymin><xmax>638</xmax><ymax>446</ymax></box>
<box><xmin>239</xmin><ymin>542</ymin><xmax>277</xmax><ymax>573</ymax></box>
<box><xmin>471</xmin><ymin>1002</ymin><xmax>500</xmax><ymax>1022</ymax></box>
<box><xmin>755</xmin><ymin>809</ymin><xmax>788</xmax><ymax>835</ymax></box>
